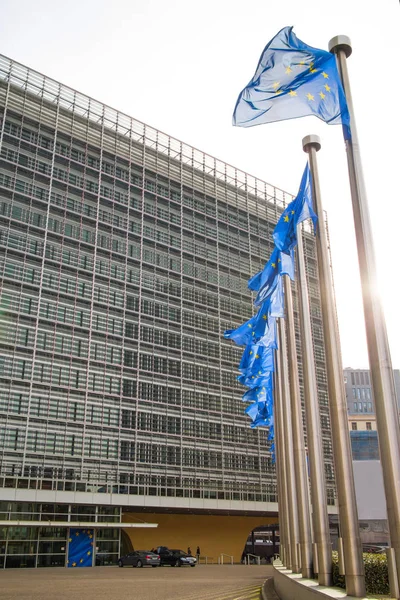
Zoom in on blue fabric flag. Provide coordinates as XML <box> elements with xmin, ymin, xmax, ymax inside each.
<box><xmin>254</xmin><ymin>250</ymin><xmax>295</xmax><ymax>307</ymax></box>
<box><xmin>238</xmin><ymin>370</ymin><xmax>273</xmax><ymax>389</ymax></box>
<box><xmin>248</xmin><ymin>248</ymin><xmax>280</xmax><ymax>292</ymax></box>
<box><xmin>233</xmin><ymin>26</ymin><xmax>350</xmax><ymax>130</ymax></box>
<box><xmin>67</xmin><ymin>528</ymin><xmax>94</xmax><ymax>567</ymax></box>
<box><xmin>268</xmin><ymin>276</ymin><xmax>285</xmax><ymax>318</ymax></box>
<box><xmin>242</xmin><ymin>384</ymin><xmax>269</xmax><ymax>403</ymax></box>
<box><xmin>239</xmin><ymin>344</ymin><xmax>275</xmax><ymax>376</ymax></box>
<box><xmin>245</xmin><ymin>400</ymin><xmax>272</xmax><ymax>422</ymax></box>
<box><xmin>273</xmin><ymin>163</ymin><xmax>317</xmax><ymax>254</ymax></box>
<box><xmin>224</xmin><ymin>315</ymin><xmax>256</xmax><ymax>346</ymax></box>
<box><xmin>257</xmin><ymin>316</ymin><xmax>277</xmax><ymax>349</ymax></box>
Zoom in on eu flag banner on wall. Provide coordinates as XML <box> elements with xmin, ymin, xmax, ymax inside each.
<box><xmin>67</xmin><ymin>528</ymin><xmax>94</xmax><ymax>567</ymax></box>
<box><xmin>233</xmin><ymin>26</ymin><xmax>350</xmax><ymax>130</ymax></box>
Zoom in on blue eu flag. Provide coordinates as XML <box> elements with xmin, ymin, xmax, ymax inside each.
<box><xmin>273</xmin><ymin>163</ymin><xmax>317</xmax><ymax>254</ymax></box>
<box><xmin>254</xmin><ymin>249</ymin><xmax>295</xmax><ymax>307</ymax></box>
<box><xmin>233</xmin><ymin>26</ymin><xmax>350</xmax><ymax>129</ymax></box>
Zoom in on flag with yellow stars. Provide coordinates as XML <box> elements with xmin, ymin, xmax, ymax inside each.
<box><xmin>233</xmin><ymin>26</ymin><xmax>350</xmax><ymax>130</ymax></box>
<box><xmin>239</xmin><ymin>342</ymin><xmax>275</xmax><ymax>375</ymax></box>
<box><xmin>67</xmin><ymin>528</ymin><xmax>93</xmax><ymax>568</ymax></box>
<box><xmin>273</xmin><ymin>163</ymin><xmax>317</xmax><ymax>254</ymax></box>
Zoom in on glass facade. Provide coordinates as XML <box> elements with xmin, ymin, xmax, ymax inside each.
<box><xmin>0</xmin><ymin>502</ymin><xmax>121</xmax><ymax>567</ymax></box>
<box><xmin>0</xmin><ymin>54</ymin><xmax>335</xmax><ymax>510</ymax></box>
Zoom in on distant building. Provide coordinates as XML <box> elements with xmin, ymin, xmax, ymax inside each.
<box><xmin>344</xmin><ymin>367</ymin><xmax>400</xmax><ymax>432</ymax></box>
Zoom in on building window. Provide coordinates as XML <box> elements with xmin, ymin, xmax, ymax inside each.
<box><xmin>366</xmin><ymin>422</ymin><xmax>372</xmax><ymax>431</ymax></box>
<box><xmin>352</xmin><ymin>422</ymin><xmax>357</xmax><ymax>431</ymax></box>
<box><xmin>352</xmin><ymin>388</ymin><xmax>356</xmax><ymax>399</ymax></box>
<box><xmin>353</xmin><ymin>403</ymin><xmax>358</xmax><ymax>412</ymax></box>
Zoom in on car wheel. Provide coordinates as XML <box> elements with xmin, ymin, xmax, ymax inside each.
<box><xmin>190</xmin><ymin>564</ymin><xmax>196</xmax><ymax>567</ymax></box>
<box><xmin>175</xmin><ymin>559</ymin><xmax>181</xmax><ymax>567</ymax></box>
<box><xmin>136</xmin><ymin>560</ymin><xmax>143</xmax><ymax>568</ymax></box>
<box><xmin>151</xmin><ymin>565</ymin><xmax>158</xmax><ymax>568</ymax></box>
<box><xmin>118</xmin><ymin>560</ymin><xmax>123</xmax><ymax>568</ymax></box>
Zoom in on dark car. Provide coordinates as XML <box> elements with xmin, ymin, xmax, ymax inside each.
<box><xmin>362</xmin><ymin>544</ymin><xmax>387</xmax><ymax>554</ymax></box>
<box><xmin>156</xmin><ymin>547</ymin><xmax>196</xmax><ymax>567</ymax></box>
<box><xmin>118</xmin><ymin>550</ymin><xmax>160</xmax><ymax>568</ymax></box>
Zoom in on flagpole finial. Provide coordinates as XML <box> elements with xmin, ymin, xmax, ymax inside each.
<box><xmin>328</xmin><ymin>35</ymin><xmax>352</xmax><ymax>58</ymax></box>
<box><xmin>302</xmin><ymin>135</ymin><xmax>321</xmax><ymax>153</ymax></box>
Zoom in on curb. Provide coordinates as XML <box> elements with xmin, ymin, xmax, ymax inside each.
<box><xmin>261</xmin><ymin>577</ymin><xmax>280</xmax><ymax>600</ymax></box>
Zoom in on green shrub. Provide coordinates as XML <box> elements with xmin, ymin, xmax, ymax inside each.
<box><xmin>332</xmin><ymin>550</ymin><xmax>390</xmax><ymax>596</ymax></box>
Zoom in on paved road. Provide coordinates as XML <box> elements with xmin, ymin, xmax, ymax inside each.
<box><xmin>1</xmin><ymin>564</ymin><xmax>272</xmax><ymax>600</ymax></box>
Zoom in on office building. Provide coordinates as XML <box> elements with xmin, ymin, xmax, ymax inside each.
<box><xmin>0</xmin><ymin>54</ymin><xmax>335</xmax><ymax>567</ymax></box>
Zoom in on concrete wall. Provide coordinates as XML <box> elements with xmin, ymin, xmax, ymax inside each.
<box><xmin>123</xmin><ymin>512</ymin><xmax>277</xmax><ymax>563</ymax></box>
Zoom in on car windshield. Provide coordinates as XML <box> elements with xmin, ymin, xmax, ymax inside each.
<box><xmin>171</xmin><ymin>550</ymin><xmax>188</xmax><ymax>557</ymax></box>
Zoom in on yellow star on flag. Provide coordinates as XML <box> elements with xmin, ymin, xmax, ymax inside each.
<box><xmin>284</xmin><ymin>215</ymin><xmax>289</xmax><ymax>222</ymax></box>
<box><xmin>272</xmin><ymin>81</ymin><xmax>280</xmax><ymax>89</ymax></box>
<box><xmin>87</xmin><ymin>551</ymin><xmax>91</xmax><ymax>556</ymax></box>
<box><xmin>291</xmin><ymin>210</ymin><xmax>295</xmax><ymax>214</ymax></box>
<box><xmin>319</xmin><ymin>91</ymin><xmax>326</xmax><ymax>100</ymax></box>
<box><xmin>310</xmin><ymin>68</ymin><xmax>317</xmax><ymax>74</ymax></box>
<box><xmin>72</xmin><ymin>562</ymin><xmax>77</xmax><ymax>567</ymax></box>
<box><xmin>75</xmin><ymin>532</ymin><xmax>79</xmax><ymax>536</ymax></box>
<box><xmin>285</xmin><ymin>66</ymin><xmax>292</xmax><ymax>74</ymax></box>
<box><xmin>306</xmin><ymin>93</ymin><xmax>314</xmax><ymax>101</ymax></box>
<box><xmin>80</xmin><ymin>559</ymin><xmax>84</xmax><ymax>563</ymax></box>
<box><xmin>271</xmin><ymin>262</ymin><xmax>276</xmax><ymax>268</ymax></box>
<box><xmin>255</xmin><ymin>355</ymin><xmax>260</xmax><ymax>359</ymax></box>
<box><xmin>288</xmin><ymin>90</ymin><xmax>297</xmax><ymax>97</ymax></box>
<box><xmin>68</xmin><ymin>538</ymin><xmax>72</xmax><ymax>542</ymax></box>
<box><xmin>247</xmin><ymin>324</ymin><xmax>252</xmax><ymax>328</ymax></box>
<box><xmin>324</xmin><ymin>84</ymin><xmax>331</xmax><ymax>92</ymax></box>
<box><xmin>322</xmin><ymin>72</ymin><xmax>329</xmax><ymax>79</ymax></box>
<box><xmin>250</xmin><ymin>351</ymin><xmax>253</xmax><ymax>355</ymax></box>
<box><xmin>262</xmin><ymin>315</ymin><xmax>267</xmax><ymax>321</ymax></box>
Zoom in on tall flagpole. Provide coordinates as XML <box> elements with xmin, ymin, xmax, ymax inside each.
<box><xmin>278</xmin><ymin>318</ymin><xmax>301</xmax><ymax>573</ymax></box>
<box><xmin>283</xmin><ymin>275</ymin><xmax>313</xmax><ymax>578</ymax></box>
<box><xmin>295</xmin><ymin>226</ymin><xmax>332</xmax><ymax>587</ymax></box>
<box><xmin>329</xmin><ymin>36</ymin><xmax>400</xmax><ymax>596</ymax></box>
<box><xmin>303</xmin><ymin>135</ymin><xmax>366</xmax><ymax>597</ymax></box>
<box><xmin>274</xmin><ymin>355</ymin><xmax>290</xmax><ymax>568</ymax></box>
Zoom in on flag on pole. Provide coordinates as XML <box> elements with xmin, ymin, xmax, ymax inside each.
<box><xmin>273</xmin><ymin>163</ymin><xmax>317</xmax><ymax>254</ymax></box>
<box><xmin>233</xmin><ymin>26</ymin><xmax>350</xmax><ymax>130</ymax></box>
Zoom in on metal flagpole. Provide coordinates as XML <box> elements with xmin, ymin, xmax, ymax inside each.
<box><xmin>278</xmin><ymin>318</ymin><xmax>301</xmax><ymax>573</ymax></box>
<box><xmin>274</xmin><ymin>342</ymin><xmax>291</xmax><ymax>568</ymax></box>
<box><xmin>303</xmin><ymin>134</ymin><xmax>366</xmax><ymax>597</ymax></box>
<box><xmin>295</xmin><ymin>224</ymin><xmax>333</xmax><ymax>587</ymax></box>
<box><xmin>283</xmin><ymin>274</ymin><xmax>313</xmax><ymax>578</ymax></box>
<box><xmin>330</xmin><ymin>36</ymin><xmax>400</xmax><ymax>597</ymax></box>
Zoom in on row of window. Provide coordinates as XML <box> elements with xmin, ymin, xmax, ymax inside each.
<box><xmin>3</xmin><ymin>115</ymin><xmax>281</xmax><ymax>235</ymax></box>
<box><xmin>350</xmin><ymin>371</ymin><xmax>370</xmax><ymax>386</ymax></box>
<box><xmin>0</xmin><ymin>428</ymin><xmax>267</xmax><ymax>470</ymax></box>
<box><xmin>1</xmin><ymin>235</ymin><xmax>250</xmax><ymax>294</ymax></box>
<box><xmin>352</xmin><ymin>402</ymin><xmax>373</xmax><ymax>413</ymax></box>
<box><xmin>352</xmin><ymin>387</ymin><xmax>372</xmax><ymax>400</ymax></box>
<box><xmin>0</xmin><ymin>352</ymin><xmax>237</xmax><ymax>389</ymax></box>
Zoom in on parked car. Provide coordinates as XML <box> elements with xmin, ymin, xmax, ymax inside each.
<box><xmin>118</xmin><ymin>550</ymin><xmax>160</xmax><ymax>567</ymax></box>
<box><xmin>362</xmin><ymin>544</ymin><xmax>387</xmax><ymax>554</ymax></box>
<box><xmin>156</xmin><ymin>547</ymin><xmax>196</xmax><ymax>567</ymax></box>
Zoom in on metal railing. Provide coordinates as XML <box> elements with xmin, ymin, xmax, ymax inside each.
<box><xmin>199</xmin><ymin>556</ymin><xmax>213</xmax><ymax>564</ymax></box>
<box><xmin>218</xmin><ymin>553</ymin><xmax>234</xmax><ymax>565</ymax></box>
<box><xmin>245</xmin><ymin>553</ymin><xmax>261</xmax><ymax>565</ymax></box>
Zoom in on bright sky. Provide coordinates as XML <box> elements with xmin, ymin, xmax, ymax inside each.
<box><xmin>0</xmin><ymin>0</ymin><xmax>399</xmax><ymax>369</ymax></box>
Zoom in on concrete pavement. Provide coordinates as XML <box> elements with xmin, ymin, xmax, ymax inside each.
<box><xmin>0</xmin><ymin>564</ymin><xmax>273</xmax><ymax>600</ymax></box>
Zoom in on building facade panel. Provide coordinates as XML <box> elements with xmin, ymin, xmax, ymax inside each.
<box><xmin>0</xmin><ymin>53</ymin><xmax>336</xmax><ymax>568</ymax></box>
